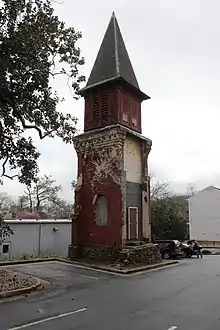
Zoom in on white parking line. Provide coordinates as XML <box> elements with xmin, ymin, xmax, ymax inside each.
<box><xmin>8</xmin><ymin>307</ymin><xmax>87</xmax><ymax>329</ymax></box>
<box><xmin>77</xmin><ymin>274</ymin><xmax>99</xmax><ymax>280</ymax></box>
<box><xmin>167</xmin><ymin>326</ymin><xmax>178</xmax><ymax>330</ymax></box>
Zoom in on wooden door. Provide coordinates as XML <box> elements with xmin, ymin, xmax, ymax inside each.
<box><xmin>129</xmin><ymin>207</ymin><xmax>138</xmax><ymax>240</ymax></box>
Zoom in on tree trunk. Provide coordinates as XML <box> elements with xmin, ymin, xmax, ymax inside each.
<box><xmin>36</xmin><ymin>198</ymin><xmax>40</xmax><ymax>211</ymax></box>
<box><xmin>36</xmin><ymin>186</ymin><xmax>40</xmax><ymax>211</ymax></box>
<box><xmin>27</xmin><ymin>187</ymin><xmax>33</xmax><ymax>213</ymax></box>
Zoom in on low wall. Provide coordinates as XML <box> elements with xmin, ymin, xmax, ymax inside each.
<box><xmin>68</xmin><ymin>243</ymin><xmax>161</xmax><ymax>266</ymax></box>
<box><xmin>1</xmin><ymin>220</ymin><xmax>71</xmax><ymax>260</ymax></box>
<box><xmin>119</xmin><ymin>244</ymin><xmax>161</xmax><ymax>265</ymax></box>
<box><xmin>199</xmin><ymin>240</ymin><xmax>220</xmax><ymax>248</ymax></box>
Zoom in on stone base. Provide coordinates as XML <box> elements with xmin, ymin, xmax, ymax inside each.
<box><xmin>68</xmin><ymin>244</ymin><xmax>161</xmax><ymax>266</ymax></box>
<box><xmin>68</xmin><ymin>245</ymin><xmax>82</xmax><ymax>259</ymax></box>
<box><xmin>119</xmin><ymin>244</ymin><xmax>161</xmax><ymax>265</ymax></box>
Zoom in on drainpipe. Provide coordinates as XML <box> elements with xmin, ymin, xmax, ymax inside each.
<box><xmin>147</xmin><ymin>176</ymin><xmax>152</xmax><ymax>243</ymax></box>
<box><xmin>38</xmin><ymin>222</ymin><xmax>42</xmax><ymax>258</ymax></box>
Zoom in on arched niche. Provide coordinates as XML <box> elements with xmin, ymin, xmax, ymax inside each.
<box><xmin>94</xmin><ymin>195</ymin><xmax>108</xmax><ymax>226</ymax></box>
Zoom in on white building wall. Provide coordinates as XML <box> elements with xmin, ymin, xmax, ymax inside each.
<box><xmin>124</xmin><ymin>135</ymin><xmax>142</xmax><ymax>183</ymax></box>
<box><xmin>0</xmin><ymin>220</ymin><xmax>71</xmax><ymax>260</ymax></box>
<box><xmin>189</xmin><ymin>186</ymin><xmax>220</xmax><ymax>241</ymax></box>
<box><xmin>40</xmin><ymin>222</ymin><xmax>71</xmax><ymax>257</ymax></box>
<box><xmin>11</xmin><ymin>223</ymin><xmax>39</xmax><ymax>259</ymax></box>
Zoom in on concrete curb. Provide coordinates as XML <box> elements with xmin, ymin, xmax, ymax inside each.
<box><xmin>56</xmin><ymin>258</ymin><xmax>179</xmax><ymax>274</ymax></box>
<box><xmin>0</xmin><ymin>258</ymin><xmax>56</xmax><ymax>266</ymax></box>
<box><xmin>0</xmin><ymin>257</ymin><xmax>179</xmax><ymax>275</ymax></box>
<box><xmin>119</xmin><ymin>261</ymin><xmax>179</xmax><ymax>274</ymax></box>
<box><xmin>0</xmin><ymin>274</ymin><xmax>42</xmax><ymax>299</ymax></box>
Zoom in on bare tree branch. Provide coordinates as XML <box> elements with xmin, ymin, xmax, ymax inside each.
<box><xmin>1</xmin><ymin>154</ymin><xmax>18</xmax><ymax>180</ymax></box>
<box><xmin>149</xmin><ymin>173</ymin><xmax>171</xmax><ymax>200</ymax></box>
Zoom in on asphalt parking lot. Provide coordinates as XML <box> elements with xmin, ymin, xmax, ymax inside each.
<box><xmin>1</xmin><ymin>257</ymin><xmax>220</xmax><ymax>330</ymax></box>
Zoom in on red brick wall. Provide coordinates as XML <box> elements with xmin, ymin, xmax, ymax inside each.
<box><xmin>117</xmin><ymin>87</ymin><xmax>142</xmax><ymax>133</ymax></box>
<box><xmin>75</xmin><ymin>177</ymin><xmax>123</xmax><ymax>247</ymax></box>
<box><xmin>73</xmin><ymin>127</ymin><xmax>126</xmax><ymax>248</ymax></box>
<box><xmin>83</xmin><ymin>84</ymin><xmax>143</xmax><ymax>133</ymax></box>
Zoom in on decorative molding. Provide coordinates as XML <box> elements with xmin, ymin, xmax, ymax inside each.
<box><xmin>73</xmin><ymin>128</ymin><xmax>126</xmax><ymax>154</ymax></box>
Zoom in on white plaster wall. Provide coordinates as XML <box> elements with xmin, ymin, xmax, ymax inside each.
<box><xmin>189</xmin><ymin>186</ymin><xmax>220</xmax><ymax>241</ymax></box>
<box><xmin>1</xmin><ymin>222</ymin><xmax>71</xmax><ymax>260</ymax></box>
<box><xmin>8</xmin><ymin>223</ymin><xmax>39</xmax><ymax>259</ymax></box>
<box><xmin>40</xmin><ymin>223</ymin><xmax>71</xmax><ymax>257</ymax></box>
<box><xmin>124</xmin><ymin>135</ymin><xmax>142</xmax><ymax>183</ymax></box>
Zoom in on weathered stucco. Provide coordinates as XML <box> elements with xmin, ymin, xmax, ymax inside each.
<box><xmin>121</xmin><ymin>170</ymin><xmax>127</xmax><ymax>243</ymax></box>
<box><xmin>140</xmin><ymin>140</ymin><xmax>151</xmax><ymax>240</ymax></box>
<box><xmin>75</xmin><ymin>173</ymin><xmax>82</xmax><ymax>192</ymax></box>
<box><xmin>124</xmin><ymin>135</ymin><xmax>142</xmax><ymax>183</ymax></box>
<box><xmin>73</xmin><ymin>126</ymin><xmax>126</xmax><ymax>248</ymax></box>
<box><xmin>123</xmin><ymin>135</ymin><xmax>152</xmax><ymax>241</ymax></box>
<box><xmin>72</xmin><ymin>124</ymin><xmax>152</xmax><ymax>249</ymax></box>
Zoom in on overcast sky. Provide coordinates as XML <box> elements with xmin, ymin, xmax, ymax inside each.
<box><xmin>3</xmin><ymin>0</ymin><xmax>220</xmax><ymax>201</ymax></box>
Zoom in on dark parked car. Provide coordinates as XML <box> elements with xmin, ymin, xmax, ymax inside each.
<box><xmin>183</xmin><ymin>240</ymin><xmax>203</xmax><ymax>257</ymax></box>
<box><xmin>180</xmin><ymin>242</ymin><xmax>194</xmax><ymax>258</ymax></box>
<box><xmin>155</xmin><ymin>240</ymin><xmax>184</xmax><ymax>259</ymax></box>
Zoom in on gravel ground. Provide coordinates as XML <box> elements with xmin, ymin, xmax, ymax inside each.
<box><xmin>0</xmin><ymin>268</ymin><xmax>37</xmax><ymax>293</ymax></box>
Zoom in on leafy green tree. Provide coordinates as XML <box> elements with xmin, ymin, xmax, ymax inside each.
<box><xmin>0</xmin><ymin>0</ymin><xmax>85</xmax><ymax>185</ymax></box>
<box><xmin>0</xmin><ymin>214</ymin><xmax>14</xmax><ymax>245</ymax></box>
<box><xmin>151</xmin><ymin>197</ymin><xmax>188</xmax><ymax>241</ymax></box>
<box><xmin>150</xmin><ymin>177</ymin><xmax>189</xmax><ymax>241</ymax></box>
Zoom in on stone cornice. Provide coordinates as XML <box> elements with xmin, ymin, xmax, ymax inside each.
<box><xmin>73</xmin><ymin>127</ymin><xmax>126</xmax><ymax>154</ymax></box>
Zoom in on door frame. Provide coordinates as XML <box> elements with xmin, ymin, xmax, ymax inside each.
<box><xmin>128</xmin><ymin>207</ymin><xmax>139</xmax><ymax>240</ymax></box>
<box><xmin>1</xmin><ymin>242</ymin><xmax>11</xmax><ymax>260</ymax></box>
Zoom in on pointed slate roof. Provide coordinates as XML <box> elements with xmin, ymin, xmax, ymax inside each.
<box><xmin>81</xmin><ymin>12</ymin><xmax>147</xmax><ymax>97</ymax></box>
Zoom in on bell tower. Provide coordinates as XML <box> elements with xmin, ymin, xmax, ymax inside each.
<box><xmin>70</xmin><ymin>13</ymin><xmax>152</xmax><ymax>259</ymax></box>
<box><xmin>81</xmin><ymin>12</ymin><xmax>150</xmax><ymax>134</ymax></box>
